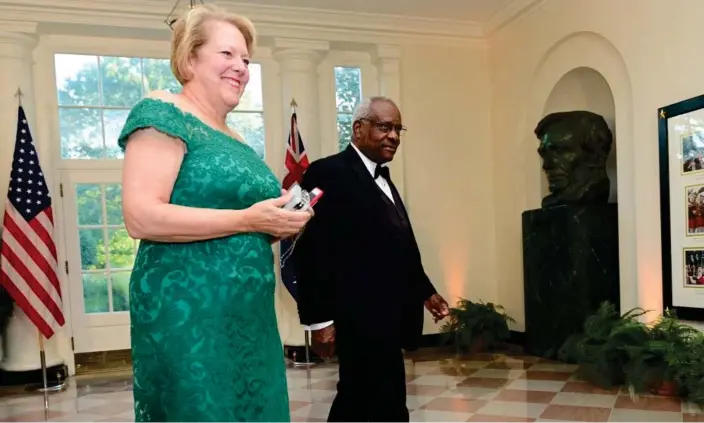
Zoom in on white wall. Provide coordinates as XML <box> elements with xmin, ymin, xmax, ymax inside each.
<box><xmin>489</xmin><ymin>0</ymin><xmax>704</xmax><ymax>330</ymax></box>
<box><xmin>401</xmin><ymin>45</ymin><xmax>495</xmax><ymax>333</ymax></box>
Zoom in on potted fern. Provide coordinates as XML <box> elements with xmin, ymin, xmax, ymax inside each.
<box><xmin>440</xmin><ymin>298</ymin><xmax>515</xmax><ymax>354</ymax></box>
<box><xmin>666</xmin><ymin>330</ymin><xmax>704</xmax><ymax>404</ymax></box>
<box><xmin>558</xmin><ymin>302</ymin><xmax>649</xmax><ymax>389</ymax></box>
<box><xmin>623</xmin><ymin>309</ymin><xmax>698</xmax><ymax>397</ymax></box>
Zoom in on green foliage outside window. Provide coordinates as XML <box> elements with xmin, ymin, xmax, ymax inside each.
<box><xmin>334</xmin><ymin>66</ymin><xmax>362</xmax><ymax>151</ymax></box>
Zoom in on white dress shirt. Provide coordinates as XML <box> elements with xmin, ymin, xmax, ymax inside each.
<box><xmin>302</xmin><ymin>144</ymin><xmax>393</xmax><ymax>331</ymax></box>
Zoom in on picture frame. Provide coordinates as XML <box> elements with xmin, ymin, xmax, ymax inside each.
<box><xmin>659</xmin><ymin>94</ymin><xmax>704</xmax><ymax>321</ymax></box>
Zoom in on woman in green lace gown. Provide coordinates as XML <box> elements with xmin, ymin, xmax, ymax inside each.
<box><xmin>117</xmin><ymin>5</ymin><xmax>311</xmax><ymax>422</ymax></box>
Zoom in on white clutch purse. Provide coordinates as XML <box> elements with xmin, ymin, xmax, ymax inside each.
<box><xmin>282</xmin><ymin>183</ymin><xmax>323</xmax><ymax>212</ymax></box>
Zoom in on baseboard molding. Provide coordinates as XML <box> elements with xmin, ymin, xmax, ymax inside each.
<box><xmin>509</xmin><ymin>330</ymin><xmax>525</xmax><ymax>346</ymax></box>
<box><xmin>0</xmin><ymin>364</ymin><xmax>68</xmax><ymax>387</ymax></box>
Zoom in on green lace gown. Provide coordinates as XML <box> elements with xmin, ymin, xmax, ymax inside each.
<box><xmin>117</xmin><ymin>98</ymin><xmax>290</xmax><ymax>422</ymax></box>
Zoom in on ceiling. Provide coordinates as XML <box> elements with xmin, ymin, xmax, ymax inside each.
<box><xmin>228</xmin><ymin>0</ymin><xmax>518</xmax><ymax>22</ymax></box>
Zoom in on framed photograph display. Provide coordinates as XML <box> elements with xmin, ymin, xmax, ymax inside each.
<box><xmin>659</xmin><ymin>94</ymin><xmax>704</xmax><ymax>321</ymax></box>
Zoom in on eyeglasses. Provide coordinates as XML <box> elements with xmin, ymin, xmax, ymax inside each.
<box><xmin>360</xmin><ymin>119</ymin><xmax>407</xmax><ymax>135</ymax></box>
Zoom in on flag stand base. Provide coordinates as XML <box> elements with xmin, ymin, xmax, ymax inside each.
<box><xmin>25</xmin><ymin>380</ymin><xmax>67</xmax><ymax>393</ymax></box>
<box><xmin>288</xmin><ymin>331</ymin><xmax>323</xmax><ymax>368</ymax></box>
<box><xmin>26</xmin><ymin>330</ymin><xmax>68</xmax><ymax>420</ymax></box>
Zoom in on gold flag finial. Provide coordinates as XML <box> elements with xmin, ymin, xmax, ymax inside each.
<box><xmin>15</xmin><ymin>87</ymin><xmax>23</xmax><ymax>106</ymax></box>
<box><xmin>290</xmin><ymin>98</ymin><xmax>298</xmax><ymax>109</ymax></box>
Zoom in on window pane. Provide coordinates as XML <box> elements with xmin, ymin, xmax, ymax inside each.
<box><xmin>334</xmin><ymin>67</ymin><xmax>362</xmax><ymax>113</ymax></box>
<box><xmin>59</xmin><ymin>107</ymin><xmax>104</xmax><ymax>159</ymax></box>
<box><xmin>105</xmin><ymin>184</ymin><xmax>123</xmax><ymax>225</ymax></box>
<box><xmin>79</xmin><ymin>228</ymin><xmax>106</xmax><ymax>270</ymax></box>
<box><xmin>100</xmin><ymin>56</ymin><xmax>143</xmax><ymax>108</ymax></box>
<box><xmin>108</xmin><ymin>228</ymin><xmax>136</xmax><ymax>270</ymax></box>
<box><xmin>238</xmin><ymin>63</ymin><xmax>263</xmax><ymax>111</ymax></box>
<box><xmin>103</xmin><ymin>109</ymin><xmax>130</xmax><ymax>159</ymax></box>
<box><xmin>226</xmin><ymin>112</ymin><xmax>265</xmax><ymax>159</ymax></box>
<box><xmin>55</xmin><ymin>54</ymin><xmax>100</xmax><ymax>107</ymax></box>
<box><xmin>83</xmin><ymin>273</ymin><xmax>109</xmax><ymax>314</ymax></box>
<box><xmin>337</xmin><ymin>113</ymin><xmax>353</xmax><ymax>151</ymax></box>
<box><xmin>142</xmin><ymin>58</ymin><xmax>181</xmax><ymax>93</ymax></box>
<box><xmin>76</xmin><ymin>184</ymin><xmax>102</xmax><ymax>225</ymax></box>
<box><xmin>111</xmin><ymin>272</ymin><xmax>131</xmax><ymax>312</ymax></box>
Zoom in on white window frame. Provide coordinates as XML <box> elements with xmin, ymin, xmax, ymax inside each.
<box><xmin>317</xmin><ymin>51</ymin><xmax>378</xmax><ymax>158</ymax></box>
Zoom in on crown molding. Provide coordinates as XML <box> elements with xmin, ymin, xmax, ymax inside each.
<box><xmin>482</xmin><ymin>0</ymin><xmax>544</xmax><ymax>36</ymax></box>
<box><xmin>273</xmin><ymin>38</ymin><xmax>329</xmax><ymax>52</ymax></box>
<box><xmin>0</xmin><ymin>0</ymin><xmax>542</xmax><ymax>46</ymax></box>
<box><xmin>0</xmin><ymin>20</ymin><xmax>38</xmax><ymax>34</ymax></box>
<box><xmin>0</xmin><ymin>0</ymin><xmax>480</xmax><ymax>46</ymax></box>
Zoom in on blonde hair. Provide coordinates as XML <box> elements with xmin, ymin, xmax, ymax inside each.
<box><xmin>170</xmin><ymin>4</ymin><xmax>256</xmax><ymax>85</ymax></box>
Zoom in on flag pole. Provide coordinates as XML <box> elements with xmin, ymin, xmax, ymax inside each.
<box><xmin>288</xmin><ymin>97</ymin><xmax>315</xmax><ymax>369</ymax></box>
<box><xmin>38</xmin><ymin>330</ymin><xmax>49</xmax><ymax>417</ymax></box>
<box><xmin>14</xmin><ymin>87</ymin><xmax>22</xmax><ymax>106</ymax></box>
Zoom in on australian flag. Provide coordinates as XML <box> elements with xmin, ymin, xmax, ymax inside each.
<box><xmin>280</xmin><ymin>110</ymin><xmax>309</xmax><ymax>301</ymax></box>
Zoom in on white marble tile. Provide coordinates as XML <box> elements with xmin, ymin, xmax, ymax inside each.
<box><xmin>407</xmin><ymin>374</ymin><xmax>467</xmax><ymax>388</ymax></box>
<box><xmin>409</xmin><ymin>409</ymin><xmax>473</xmax><ymax>422</ymax></box>
<box><xmin>287</xmin><ymin>388</ymin><xmax>336</xmax><ymax>403</ymax></box>
<box><xmin>475</xmin><ymin>400</ymin><xmax>549</xmax><ymax>419</ymax></box>
<box><xmin>290</xmin><ymin>402</ymin><xmax>332</xmax><ymax>420</ymax></box>
<box><xmin>406</xmin><ymin>394</ymin><xmax>435</xmax><ymax>410</ymax></box>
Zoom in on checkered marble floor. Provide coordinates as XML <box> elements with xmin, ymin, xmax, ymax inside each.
<box><xmin>2</xmin><ymin>353</ymin><xmax>704</xmax><ymax>422</ymax></box>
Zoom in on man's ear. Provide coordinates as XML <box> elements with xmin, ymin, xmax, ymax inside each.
<box><xmin>352</xmin><ymin>120</ymin><xmax>362</xmax><ymax>139</ymax></box>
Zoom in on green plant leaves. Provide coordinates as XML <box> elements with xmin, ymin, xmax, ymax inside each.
<box><xmin>440</xmin><ymin>298</ymin><xmax>515</xmax><ymax>354</ymax></box>
<box><xmin>561</xmin><ymin>301</ymin><xmax>704</xmax><ymax>404</ymax></box>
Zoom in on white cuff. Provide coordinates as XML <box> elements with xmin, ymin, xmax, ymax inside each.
<box><xmin>302</xmin><ymin>320</ymin><xmax>334</xmax><ymax>331</ymax></box>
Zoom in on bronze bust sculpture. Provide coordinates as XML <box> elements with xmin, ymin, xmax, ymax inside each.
<box><xmin>535</xmin><ymin>111</ymin><xmax>613</xmax><ymax>208</ymax></box>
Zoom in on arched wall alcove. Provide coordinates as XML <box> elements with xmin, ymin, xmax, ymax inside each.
<box><xmin>540</xmin><ymin>67</ymin><xmax>618</xmax><ymax>203</ymax></box>
<box><xmin>520</xmin><ymin>31</ymin><xmax>637</xmax><ymax>313</ymax></box>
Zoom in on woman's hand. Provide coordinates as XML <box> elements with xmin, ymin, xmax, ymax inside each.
<box><xmin>246</xmin><ymin>190</ymin><xmax>313</xmax><ymax>238</ymax></box>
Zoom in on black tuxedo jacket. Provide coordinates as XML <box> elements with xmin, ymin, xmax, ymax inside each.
<box><xmin>293</xmin><ymin>145</ymin><xmax>436</xmax><ymax>350</ymax></box>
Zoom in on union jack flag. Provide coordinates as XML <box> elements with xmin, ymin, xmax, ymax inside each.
<box><xmin>280</xmin><ymin>110</ymin><xmax>309</xmax><ymax>301</ymax></box>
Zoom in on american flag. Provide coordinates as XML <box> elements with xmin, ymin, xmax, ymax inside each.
<box><xmin>280</xmin><ymin>110</ymin><xmax>309</xmax><ymax>301</ymax></box>
<box><xmin>0</xmin><ymin>106</ymin><xmax>64</xmax><ymax>339</ymax></box>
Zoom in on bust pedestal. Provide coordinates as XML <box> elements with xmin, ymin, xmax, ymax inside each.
<box><xmin>521</xmin><ymin>203</ymin><xmax>620</xmax><ymax>358</ymax></box>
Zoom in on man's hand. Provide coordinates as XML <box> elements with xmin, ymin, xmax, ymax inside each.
<box><xmin>311</xmin><ymin>324</ymin><xmax>336</xmax><ymax>358</ymax></box>
<box><xmin>425</xmin><ymin>293</ymin><xmax>450</xmax><ymax>323</ymax></box>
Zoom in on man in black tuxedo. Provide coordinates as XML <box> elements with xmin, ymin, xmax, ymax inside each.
<box><xmin>293</xmin><ymin>96</ymin><xmax>449</xmax><ymax>422</ymax></box>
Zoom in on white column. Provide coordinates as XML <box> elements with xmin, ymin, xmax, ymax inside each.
<box><xmin>374</xmin><ymin>45</ymin><xmax>406</xmax><ymax>199</ymax></box>
<box><xmin>273</xmin><ymin>39</ymin><xmax>328</xmax><ymax>348</ymax></box>
<box><xmin>0</xmin><ymin>23</ymin><xmax>64</xmax><ymax>372</ymax></box>
<box><xmin>0</xmin><ymin>24</ymin><xmax>38</xmax><ymax>217</ymax></box>
<box><xmin>274</xmin><ymin>38</ymin><xmax>329</xmax><ymax>161</ymax></box>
